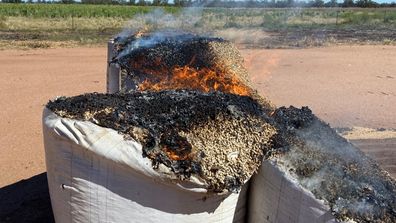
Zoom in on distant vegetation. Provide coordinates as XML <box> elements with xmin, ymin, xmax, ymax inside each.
<box><xmin>1</xmin><ymin>0</ymin><xmax>396</xmax><ymax>8</ymax></box>
<box><xmin>0</xmin><ymin>3</ymin><xmax>395</xmax><ymax>49</ymax></box>
<box><xmin>0</xmin><ymin>3</ymin><xmax>395</xmax><ymax>22</ymax></box>
<box><xmin>0</xmin><ymin>4</ymin><xmax>180</xmax><ymax>18</ymax></box>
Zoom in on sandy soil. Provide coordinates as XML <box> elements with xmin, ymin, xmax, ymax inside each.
<box><xmin>0</xmin><ymin>48</ymin><xmax>106</xmax><ymax>187</ymax></box>
<box><xmin>0</xmin><ymin>45</ymin><xmax>395</xmax><ymax>188</ymax></box>
<box><xmin>242</xmin><ymin>45</ymin><xmax>396</xmax><ymax>129</ymax></box>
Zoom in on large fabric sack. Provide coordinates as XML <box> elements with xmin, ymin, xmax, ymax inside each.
<box><xmin>43</xmin><ymin>108</ymin><xmax>246</xmax><ymax>223</ymax></box>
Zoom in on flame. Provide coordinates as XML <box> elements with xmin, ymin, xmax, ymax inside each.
<box><xmin>135</xmin><ymin>28</ymin><xmax>148</xmax><ymax>38</ymax></box>
<box><xmin>245</xmin><ymin>50</ymin><xmax>280</xmax><ymax>83</ymax></box>
<box><xmin>163</xmin><ymin>148</ymin><xmax>188</xmax><ymax>161</ymax></box>
<box><xmin>162</xmin><ymin>146</ymin><xmax>190</xmax><ymax>161</ymax></box>
<box><xmin>137</xmin><ymin>65</ymin><xmax>251</xmax><ymax>96</ymax></box>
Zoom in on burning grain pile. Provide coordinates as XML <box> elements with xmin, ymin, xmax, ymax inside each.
<box><xmin>47</xmin><ymin>90</ymin><xmax>276</xmax><ymax>193</ymax></box>
<box><xmin>111</xmin><ymin>30</ymin><xmax>269</xmax><ymax>104</ymax></box>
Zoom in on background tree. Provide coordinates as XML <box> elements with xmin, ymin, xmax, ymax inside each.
<box><xmin>343</xmin><ymin>0</ymin><xmax>355</xmax><ymax>7</ymax></box>
<box><xmin>312</xmin><ymin>0</ymin><xmax>325</xmax><ymax>7</ymax></box>
<box><xmin>152</xmin><ymin>0</ymin><xmax>161</xmax><ymax>5</ymax></box>
<box><xmin>328</xmin><ymin>0</ymin><xmax>338</xmax><ymax>7</ymax></box>
<box><xmin>137</xmin><ymin>0</ymin><xmax>146</xmax><ymax>5</ymax></box>
<box><xmin>356</xmin><ymin>0</ymin><xmax>378</xmax><ymax>7</ymax></box>
<box><xmin>2</xmin><ymin>0</ymin><xmax>23</xmax><ymax>2</ymax></box>
<box><xmin>61</xmin><ymin>0</ymin><xmax>75</xmax><ymax>3</ymax></box>
<box><xmin>174</xmin><ymin>0</ymin><xmax>181</xmax><ymax>6</ymax></box>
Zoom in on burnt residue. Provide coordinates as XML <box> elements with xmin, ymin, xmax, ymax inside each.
<box><xmin>114</xmin><ymin>31</ymin><xmax>226</xmax><ymax>72</ymax></box>
<box><xmin>47</xmin><ymin>90</ymin><xmax>276</xmax><ymax>193</ymax></box>
<box><xmin>270</xmin><ymin>106</ymin><xmax>396</xmax><ymax>223</ymax></box>
<box><xmin>272</xmin><ymin>106</ymin><xmax>314</xmax><ymax>131</ymax></box>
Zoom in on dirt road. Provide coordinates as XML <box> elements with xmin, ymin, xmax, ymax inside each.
<box><xmin>0</xmin><ymin>45</ymin><xmax>395</xmax><ymax>187</ymax></box>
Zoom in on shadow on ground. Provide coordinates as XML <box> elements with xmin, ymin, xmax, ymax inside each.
<box><xmin>0</xmin><ymin>172</ymin><xmax>54</xmax><ymax>223</ymax></box>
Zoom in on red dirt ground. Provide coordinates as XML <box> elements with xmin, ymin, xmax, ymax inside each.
<box><xmin>242</xmin><ymin>45</ymin><xmax>396</xmax><ymax>129</ymax></box>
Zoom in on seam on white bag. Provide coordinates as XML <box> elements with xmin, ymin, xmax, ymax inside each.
<box><xmin>105</xmin><ymin>161</ymin><xmax>109</xmax><ymax>223</ymax></box>
<box><xmin>274</xmin><ymin>176</ymin><xmax>284</xmax><ymax>222</ymax></box>
<box><xmin>89</xmin><ymin>155</ymin><xmax>92</xmax><ymax>223</ymax></box>
<box><xmin>296</xmin><ymin>186</ymin><xmax>302</xmax><ymax>222</ymax></box>
<box><xmin>70</xmin><ymin>143</ymin><xmax>74</xmax><ymax>223</ymax></box>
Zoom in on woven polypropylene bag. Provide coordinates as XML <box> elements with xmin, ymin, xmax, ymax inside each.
<box><xmin>43</xmin><ymin>108</ymin><xmax>247</xmax><ymax>223</ymax></box>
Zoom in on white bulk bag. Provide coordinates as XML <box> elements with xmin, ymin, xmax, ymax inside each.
<box><xmin>248</xmin><ymin>161</ymin><xmax>336</xmax><ymax>223</ymax></box>
<box><xmin>43</xmin><ymin>108</ymin><xmax>246</xmax><ymax>223</ymax></box>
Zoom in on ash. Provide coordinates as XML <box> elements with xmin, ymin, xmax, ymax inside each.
<box><xmin>47</xmin><ymin>90</ymin><xmax>276</xmax><ymax>193</ymax></box>
<box><xmin>270</xmin><ymin>106</ymin><xmax>396</xmax><ymax>223</ymax></box>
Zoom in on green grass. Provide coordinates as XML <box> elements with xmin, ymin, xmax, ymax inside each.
<box><xmin>199</xmin><ymin>8</ymin><xmax>396</xmax><ymax>29</ymax></box>
<box><xmin>0</xmin><ymin>3</ymin><xmax>180</xmax><ymax>18</ymax></box>
<box><xmin>1</xmin><ymin>4</ymin><xmax>395</xmax><ymax>28</ymax></box>
<box><xmin>340</xmin><ymin>9</ymin><xmax>396</xmax><ymax>24</ymax></box>
<box><xmin>1</xmin><ymin>4</ymin><xmax>395</xmax><ymax>25</ymax></box>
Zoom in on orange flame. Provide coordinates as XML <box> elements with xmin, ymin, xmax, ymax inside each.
<box><xmin>138</xmin><ymin>65</ymin><xmax>251</xmax><ymax>96</ymax></box>
<box><xmin>162</xmin><ymin>146</ymin><xmax>189</xmax><ymax>161</ymax></box>
<box><xmin>164</xmin><ymin>150</ymin><xmax>188</xmax><ymax>161</ymax></box>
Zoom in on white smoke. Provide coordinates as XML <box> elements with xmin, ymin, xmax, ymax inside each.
<box><xmin>114</xmin><ymin>6</ymin><xmax>209</xmax><ymax>60</ymax></box>
<box><xmin>115</xmin><ymin>30</ymin><xmax>195</xmax><ymax>60</ymax></box>
<box><xmin>120</xmin><ymin>7</ymin><xmax>205</xmax><ymax>33</ymax></box>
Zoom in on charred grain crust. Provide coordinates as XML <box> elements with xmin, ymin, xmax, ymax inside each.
<box><xmin>47</xmin><ymin>90</ymin><xmax>276</xmax><ymax>193</ymax></box>
<box><xmin>114</xmin><ymin>32</ymin><xmax>227</xmax><ymax>71</ymax></box>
